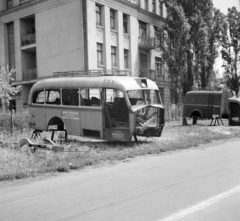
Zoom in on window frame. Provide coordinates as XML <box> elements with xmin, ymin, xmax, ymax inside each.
<box><xmin>139</xmin><ymin>21</ymin><xmax>147</xmax><ymax>37</ymax></box>
<box><xmin>159</xmin><ymin>0</ymin><xmax>163</xmax><ymax>16</ymax></box>
<box><xmin>124</xmin><ymin>49</ymin><xmax>129</xmax><ymax>69</ymax></box>
<box><xmin>96</xmin><ymin>4</ymin><xmax>102</xmax><ymax>26</ymax></box>
<box><xmin>123</xmin><ymin>13</ymin><xmax>128</xmax><ymax>34</ymax></box>
<box><xmin>45</xmin><ymin>89</ymin><xmax>61</xmax><ymax>105</ymax></box>
<box><xmin>144</xmin><ymin>0</ymin><xmax>148</xmax><ymax>10</ymax></box>
<box><xmin>111</xmin><ymin>46</ymin><xmax>117</xmax><ymax>68</ymax></box>
<box><xmin>110</xmin><ymin>9</ymin><xmax>116</xmax><ymax>30</ymax></box>
<box><xmin>97</xmin><ymin>43</ymin><xmax>104</xmax><ymax>66</ymax></box>
<box><xmin>155</xmin><ymin>57</ymin><xmax>163</xmax><ymax>76</ymax></box>
<box><xmin>152</xmin><ymin>0</ymin><xmax>156</xmax><ymax>13</ymax></box>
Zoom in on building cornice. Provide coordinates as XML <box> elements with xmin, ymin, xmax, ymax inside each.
<box><xmin>0</xmin><ymin>0</ymin><xmax>76</xmax><ymax>23</ymax></box>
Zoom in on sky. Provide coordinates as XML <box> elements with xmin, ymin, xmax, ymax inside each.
<box><xmin>212</xmin><ymin>0</ymin><xmax>239</xmax><ymax>75</ymax></box>
<box><xmin>212</xmin><ymin>0</ymin><xmax>239</xmax><ymax>14</ymax></box>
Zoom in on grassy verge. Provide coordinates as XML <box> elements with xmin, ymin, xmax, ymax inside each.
<box><xmin>1</xmin><ymin>119</ymin><xmax>240</xmax><ymax>181</ymax></box>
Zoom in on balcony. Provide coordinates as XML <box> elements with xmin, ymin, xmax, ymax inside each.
<box><xmin>118</xmin><ymin>0</ymin><xmax>139</xmax><ymax>5</ymax></box>
<box><xmin>21</xmin><ymin>34</ymin><xmax>36</xmax><ymax>46</ymax></box>
<box><xmin>53</xmin><ymin>69</ymin><xmax>131</xmax><ymax>77</ymax></box>
<box><xmin>139</xmin><ymin>69</ymin><xmax>156</xmax><ymax>81</ymax></box>
<box><xmin>138</xmin><ymin>36</ymin><xmax>155</xmax><ymax>50</ymax></box>
<box><xmin>22</xmin><ymin>68</ymin><xmax>37</xmax><ymax>81</ymax></box>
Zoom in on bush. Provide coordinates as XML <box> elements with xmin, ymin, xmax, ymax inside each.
<box><xmin>0</xmin><ymin>111</ymin><xmax>29</xmax><ymax>132</ymax></box>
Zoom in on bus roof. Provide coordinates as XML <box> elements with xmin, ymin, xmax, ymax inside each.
<box><xmin>30</xmin><ymin>76</ymin><xmax>159</xmax><ymax>92</ymax></box>
<box><xmin>186</xmin><ymin>91</ymin><xmax>223</xmax><ymax>95</ymax></box>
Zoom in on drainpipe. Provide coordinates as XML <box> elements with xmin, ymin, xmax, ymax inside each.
<box><xmin>82</xmin><ymin>0</ymin><xmax>88</xmax><ymax>70</ymax></box>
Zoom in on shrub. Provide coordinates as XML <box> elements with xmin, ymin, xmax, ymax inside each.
<box><xmin>0</xmin><ymin>111</ymin><xmax>29</xmax><ymax>132</ymax></box>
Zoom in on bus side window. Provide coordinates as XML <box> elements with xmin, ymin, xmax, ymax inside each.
<box><xmin>89</xmin><ymin>89</ymin><xmax>100</xmax><ymax>106</ymax></box>
<box><xmin>80</xmin><ymin>89</ymin><xmax>100</xmax><ymax>106</ymax></box>
<box><xmin>46</xmin><ymin>90</ymin><xmax>61</xmax><ymax>105</ymax></box>
<box><xmin>80</xmin><ymin>89</ymin><xmax>88</xmax><ymax>106</ymax></box>
<box><xmin>62</xmin><ymin>89</ymin><xmax>79</xmax><ymax>106</ymax></box>
<box><xmin>32</xmin><ymin>90</ymin><xmax>45</xmax><ymax>104</ymax></box>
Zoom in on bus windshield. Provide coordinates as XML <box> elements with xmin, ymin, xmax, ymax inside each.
<box><xmin>127</xmin><ymin>89</ymin><xmax>161</xmax><ymax>107</ymax></box>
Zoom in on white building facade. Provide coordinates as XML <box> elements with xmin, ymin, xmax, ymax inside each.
<box><xmin>0</xmin><ymin>0</ymin><xmax>173</xmax><ymax>112</ymax></box>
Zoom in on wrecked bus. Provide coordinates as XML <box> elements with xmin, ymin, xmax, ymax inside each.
<box><xmin>28</xmin><ymin>70</ymin><xmax>164</xmax><ymax>142</ymax></box>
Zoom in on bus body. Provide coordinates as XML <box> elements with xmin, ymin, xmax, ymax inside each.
<box><xmin>28</xmin><ymin>71</ymin><xmax>164</xmax><ymax>142</ymax></box>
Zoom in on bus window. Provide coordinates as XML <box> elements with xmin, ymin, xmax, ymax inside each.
<box><xmin>62</xmin><ymin>89</ymin><xmax>79</xmax><ymax>106</ymax></box>
<box><xmin>46</xmin><ymin>89</ymin><xmax>61</xmax><ymax>105</ymax></box>
<box><xmin>80</xmin><ymin>88</ymin><xmax>101</xmax><ymax>106</ymax></box>
<box><xmin>105</xmin><ymin>89</ymin><xmax>123</xmax><ymax>102</ymax></box>
<box><xmin>32</xmin><ymin>90</ymin><xmax>45</xmax><ymax>104</ymax></box>
<box><xmin>104</xmin><ymin>89</ymin><xmax>128</xmax><ymax>124</ymax></box>
<box><xmin>127</xmin><ymin>90</ymin><xmax>160</xmax><ymax>106</ymax></box>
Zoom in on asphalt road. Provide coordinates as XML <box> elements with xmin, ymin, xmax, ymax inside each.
<box><xmin>1</xmin><ymin>139</ymin><xmax>240</xmax><ymax>221</ymax></box>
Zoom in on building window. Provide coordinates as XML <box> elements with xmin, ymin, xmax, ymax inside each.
<box><xmin>6</xmin><ymin>22</ymin><xmax>15</xmax><ymax>69</ymax></box>
<box><xmin>111</xmin><ymin>46</ymin><xmax>117</xmax><ymax>67</ymax></box>
<box><xmin>152</xmin><ymin>0</ymin><xmax>156</xmax><ymax>13</ymax></box>
<box><xmin>110</xmin><ymin>9</ymin><xmax>116</xmax><ymax>30</ymax></box>
<box><xmin>144</xmin><ymin>0</ymin><xmax>148</xmax><ymax>10</ymax></box>
<box><xmin>154</xmin><ymin>26</ymin><xmax>159</xmax><ymax>44</ymax></box>
<box><xmin>155</xmin><ymin>26</ymin><xmax>164</xmax><ymax>47</ymax></box>
<box><xmin>139</xmin><ymin>21</ymin><xmax>147</xmax><ymax>36</ymax></box>
<box><xmin>6</xmin><ymin>0</ymin><xmax>13</xmax><ymax>9</ymax></box>
<box><xmin>123</xmin><ymin>14</ymin><xmax>128</xmax><ymax>34</ymax></box>
<box><xmin>155</xmin><ymin>57</ymin><xmax>163</xmax><ymax>76</ymax></box>
<box><xmin>159</xmin><ymin>0</ymin><xmax>163</xmax><ymax>16</ymax></box>
<box><xmin>96</xmin><ymin>4</ymin><xmax>102</xmax><ymax>26</ymax></box>
<box><xmin>97</xmin><ymin>43</ymin><xmax>103</xmax><ymax>66</ymax></box>
<box><xmin>124</xmin><ymin>49</ymin><xmax>129</xmax><ymax>69</ymax></box>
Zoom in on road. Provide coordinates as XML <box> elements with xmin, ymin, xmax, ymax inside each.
<box><xmin>1</xmin><ymin>139</ymin><xmax>240</xmax><ymax>221</ymax></box>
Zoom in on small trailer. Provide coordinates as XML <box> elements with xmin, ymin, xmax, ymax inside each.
<box><xmin>182</xmin><ymin>91</ymin><xmax>231</xmax><ymax>125</ymax></box>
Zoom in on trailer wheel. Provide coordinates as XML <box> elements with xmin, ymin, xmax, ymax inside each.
<box><xmin>190</xmin><ymin>111</ymin><xmax>201</xmax><ymax>125</ymax></box>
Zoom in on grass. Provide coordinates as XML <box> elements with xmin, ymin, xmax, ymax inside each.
<box><xmin>1</xmin><ymin>118</ymin><xmax>240</xmax><ymax>181</ymax></box>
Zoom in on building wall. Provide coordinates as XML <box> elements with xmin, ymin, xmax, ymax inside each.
<box><xmin>0</xmin><ymin>0</ymin><xmax>173</xmax><ymax>112</ymax></box>
<box><xmin>0</xmin><ymin>0</ymin><xmax>84</xmax><ymax>75</ymax></box>
<box><xmin>36</xmin><ymin>0</ymin><xmax>85</xmax><ymax>77</ymax></box>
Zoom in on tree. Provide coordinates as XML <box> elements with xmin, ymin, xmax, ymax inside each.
<box><xmin>162</xmin><ymin>0</ymin><xmax>224</xmax><ymax>98</ymax></box>
<box><xmin>198</xmin><ymin>8</ymin><xmax>226</xmax><ymax>90</ymax></box>
<box><xmin>178</xmin><ymin>0</ymin><xmax>217</xmax><ymax>90</ymax></box>
<box><xmin>161</xmin><ymin>0</ymin><xmax>190</xmax><ymax>100</ymax></box>
<box><xmin>221</xmin><ymin>7</ymin><xmax>240</xmax><ymax>97</ymax></box>
<box><xmin>0</xmin><ymin>66</ymin><xmax>19</xmax><ymax>112</ymax></box>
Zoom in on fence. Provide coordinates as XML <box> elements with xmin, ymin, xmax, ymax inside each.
<box><xmin>164</xmin><ymin>103</ymin><xmax>183</xmax><ymax>122</ymax></box>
